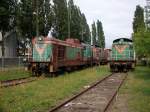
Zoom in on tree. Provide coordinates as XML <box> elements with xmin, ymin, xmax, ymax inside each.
<box><xmin>68</xmin><ymin>0</ymin><xmax>83</xmax><ymax>40</ymax></box>
<box><xmin>43</xmin><ymin>0</ymin><xmax>54</xmax><ymax>36</ymax></box>
<box><xmin>38</xmin><ymin>0</ymin><xmax>53</xmax><ymax>36</ymax></box>
<box><xmin>97</xmin><ymin>20</ymin><xmax>105</xmax><ymax>48</ymax></box>
<box><xmin>133</xmin><ymin>5</ymin><xmax>145</xmax><ymax>33</ymax></box>
<box><xmin>53</xmin><ymin>0</ymin><xmax>68</xmax><ymax>40</ymax></box>
<box><xmin>0</xmin><ymin>0</ymin><xmax>17</xmax><ymax>35</ymax></box>
<box><xmin>81</xmin><ymin>13</ymin><xmax>91</xmax><ymax>43</ymax></box>
<box><xmin>133</xmin><ymin>5</ymin><xmax>150</xmax><ymax>65</ymax></box>
<box><xmin>91</xmin><ymin>22</ymin><xmax>96</xmax><ymax>46</ymax></box>
<box><xmin>16</xmin><ymin>0</ymin><xmax>34</xmax><ymax>38</ymax></box>
<box><xmin>134</xmin><ymin>31</ymin><xmax>150</xmax><ymax>56</ymax></box>
<box><xmin>16</xmin><ymin>0</ymin><xmax>53</xmax><ymax>38</ymax></box>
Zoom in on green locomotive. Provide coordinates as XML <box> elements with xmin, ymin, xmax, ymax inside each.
<box><xmin>109</xmin><ymin>38</ymin><xmax>136</xmax><ymax>72</ymax></box>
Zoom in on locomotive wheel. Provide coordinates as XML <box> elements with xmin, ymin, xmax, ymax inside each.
<box><xmin>32</xmin><ymin>68</ymin><xmax>42</xmax><ymax>77</ymax></box>
<box><xmin>37</xmin><ymin>71</ymin><xmax>42</xmax><ymax>77</ymax></box>
<box><xmin>32</xmin><ymin>70</ymin><xmax>37</xmax><ymax>76</ymax></box>
<box><xmin>115</xmin><ymin>67</ymin><xmax>118</xmax><ymax>72</ymax></box>
<box><xmin>32</xmin><ymin>68</ymin><xmax>36</xmax><ymax>76</ymax></box>
<box><xmin>123</xmin><ymin>68</ymin><xmax>127</xmax><ymax>73</ymax></box>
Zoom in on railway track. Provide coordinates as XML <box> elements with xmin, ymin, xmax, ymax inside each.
<box><xmin>0</xmin><ymin>77</ymin><xmax>36</xmax><ymax>88</ymax></box>
<box><xmin>49</xmin><ymin>73</ymin><xmax>128</xmax><ymax>112</ymax></box>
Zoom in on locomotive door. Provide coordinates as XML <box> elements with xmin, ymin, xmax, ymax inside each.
<box><xmin>57</xmin><ymin>45</ymin><xmax>66</xmax><ymax>66</ymax></box>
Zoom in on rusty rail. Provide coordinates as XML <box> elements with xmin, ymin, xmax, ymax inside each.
<box><xmin>0</xmin><ymin>77</ymin><xmax>36</xmax><ymax>88</ymax></box>
<box><xmin>49</xmin><ymin>73</ymin><xmax>114</xmax><ymax>112</ymax></box>
<box><xmin>48</xmin><ymin>73</ymin><xmax>128</xmax><ymax>112</ymax></box>
<box><xmin>103</xmin><ymin>73</ymin><xmax>128</xmax><ymax>112</ymax></box>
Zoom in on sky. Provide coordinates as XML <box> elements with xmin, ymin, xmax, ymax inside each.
<box><xmin>74</xmin><ymin>0</ymin><xmax>146</xmax><ymax>48</ymax></box>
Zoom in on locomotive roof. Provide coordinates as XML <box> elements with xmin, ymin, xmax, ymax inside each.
<box><xmin>32</xmin><ymin>37</ymin><xmax>83</xmax><ymax>48</ymax></box>
<box><xmin>113</xmin><ymin>38</ymin><xmax>133</xmax><ymax>43</ymax></box>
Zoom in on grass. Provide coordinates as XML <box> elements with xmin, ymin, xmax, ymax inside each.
<box><xmin>0</xmin><ymin>66</ymin><xmax>110</xmax><ymax>112</ymax></box>
<box><xmin>0</xmin><ymin>69</ymin><xmax>32</xmax><ymax>81</ymax></box>
<box><xmin>120</xmin><ymin>66</ymin><xmax>150</xmax><ymax>112</ymax></box>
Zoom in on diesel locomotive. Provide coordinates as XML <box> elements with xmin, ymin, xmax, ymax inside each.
<box><xmin>109</xmin><ymin>38</ymin><xmax>136</xmax><ymax>72</ymax></box>
<box><xmin>28</xmin><ymin>36</ymin><xmax>110</xmax><ymax>75</ymax></box>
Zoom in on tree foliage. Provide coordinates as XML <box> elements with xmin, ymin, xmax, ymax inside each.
<box><xmin>134</xmin><ymin>31</ymin><xmax>150</xmax><ymax>56</ymax></box>
<box><xmin>0</xmin><ymin>0</ymin><xmax>91</xmax><ymax>42</ymax></box>
<box><xmin>39</xmin><ymin>0</ymin><xmax>54</xmax><ymax>36</ymax></box>
<box><xmin>91</xmin><ymin>20</ymin><xmax>105</xmax><ymax>47</ymax></box>
<box><xmin>68</xmin><ymin>0</ymin><xmax>90</xmax><ymax>42</ymax></box>
<box><xmin>133</xmin><ymin>5</ymin><xmax>150</xmax><ymax>58</ymax></box>
<box><xmin>68</xmin><ymin>0</ymin><xmax>81</xmax><ymax>39</ymax></box>
<box><xmin>16</xmin><ymin>0</ymin><xmax>54</xmax><ymax>38</ymax></box>
<box><xmin>133</xmin><ymin>5</ymin><xmax>145</xmax><ymax>33</ymax></box>
<box><xmin>53</xmin><ymin>0</ymin><xmax>68</xmax><ymax>40</ymax></box>
<box><xmin>81</xmin><ymin>13</ymin><xmax>91</xmax><ymax>43</ymax></box>
<box><xmin>16</xmin><ymin>0</ymin><xmax>34</xmax><ymax>38</ymax></box>
<box><xmin>97</xmin><ymin>20</ymin><xmax>105</xmax><ymax>48</ymax></box>
<box><xmin>0</xmin><ymin>0</ymin><xmax>17</xmax><ymax>34</ymax></box>
<box><xmin>92</xmin><ymin>22</ymin><xmax>96</xmax><ymax>45</ymax></box>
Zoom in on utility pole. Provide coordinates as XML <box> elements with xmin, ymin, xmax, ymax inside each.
<box><xmin>33</xmin><ymin>0</ymin><xmax>39</xmax><ymax>37</ymax></box>
<box><xmin>67</xmin><ymin>0</ymin><xmax>71</xmax><ymax>38</ymax></box>
<box><xmin>91</xmin><ymin>32</ymin><xmax>93</xmax><ymax>45</ymax></box>
<box><xmin>36</xmin><ymin>0</ymin><xmax>39</xmax><ymax>37</ymax></box>
<box><xmin>81</xmin><ymin>25</ymin><xmax>83</xmax><ymax>41</ymax></box>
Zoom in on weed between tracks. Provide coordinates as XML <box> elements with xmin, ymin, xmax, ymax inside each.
<box><xmin>0</xmin><ymin>66</ymin><xmax>110</xmax><ymax>112</ymax></box>
<box><xmin>114</xmin><ymin>66</ymin><xmax>150</xmax><ymax>112</ymax></box>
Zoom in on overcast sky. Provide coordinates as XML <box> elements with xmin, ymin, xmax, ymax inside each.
<box><xmin>74</xmin><ymin>0</ymin><xmax>146</xmax><ymax>48</ymax></box>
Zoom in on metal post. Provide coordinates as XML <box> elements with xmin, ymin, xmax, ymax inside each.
<box><xmin>129</xmin><ymin>50</ymin><xmax>130</xmax><ymax>60</ymax></box>
<box><xmin>18</xmin><ymin>56</ymin><xmax>20</xmax><ymax>68</ymax></box>
<box><xmin>67</xmin><ymin>0</ymin><xmax>71</xmax><ymax>38</ymax></box>
<box><xmin>2</xmin><ymin>56</ymin><xmax>4</xmax><ymax>71</ymax></box>
<box><xmin>36</xmin><ymin>0</ymin><xmax>39</xmax><ymax>37</ymax></box>
<box><xmin>91</xmin><ymin>32</ymin><xmax>93</xmax><ymax>45</ymax></box>
<box><xmin>81</xmin><ymin>25</ymin><xmax>83</xmax><ymax>41</ymax></box>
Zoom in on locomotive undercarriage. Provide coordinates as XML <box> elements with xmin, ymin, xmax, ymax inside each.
<box><xmin>29</xmin><ymin>62</ymin><xmax>94</xmax><ymax>76</ymax></box>
<box><xmin>110</xmin><ymin>61</ymin><xmax>134</xmax><ymax>72</ymax></box>
<box><xmin>30</xmin><ymin>62</ymin><xmax>51</xmax><ymax>76</ymax></box>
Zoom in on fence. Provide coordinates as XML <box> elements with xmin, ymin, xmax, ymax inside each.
<box><xmin>0</xmin><ymin>57</ymin><xmax>26</xmax><ymax>71</ymax></box>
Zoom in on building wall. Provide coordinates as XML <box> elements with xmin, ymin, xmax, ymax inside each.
<box><xmin>4</xmin><ymin>32</ymin><xmax>17</xmax><ymax>58</ymax></box>
<box><xmin>0</xmin><ymin>31</ymin><xmax>18</xmax><ymax>58</ymax></box>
